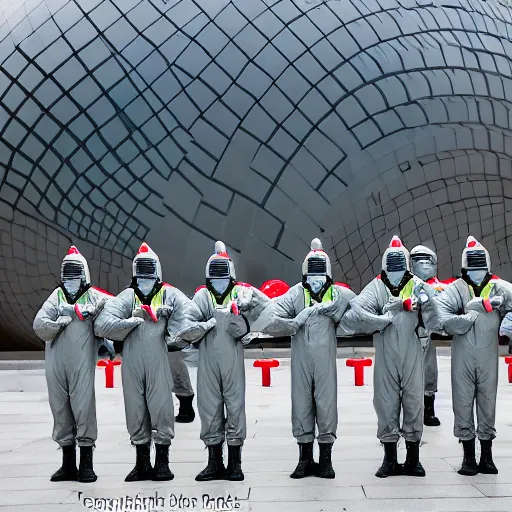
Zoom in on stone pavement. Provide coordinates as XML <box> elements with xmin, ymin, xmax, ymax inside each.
<box><xmin>2</xmin><ymin>355</ymin><xmax>512</xmax><ymax>511</ymax></box>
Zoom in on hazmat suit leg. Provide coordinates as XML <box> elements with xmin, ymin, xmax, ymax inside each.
<box><xmin>451</xmin><ymin>341</ymin><xmax>477</xmax><ymax>442</ymax></box>
<box><xmin>475</xmin><ymin>349</ymin><xmax>499</xmax><ymax>441</ymax></box>
<box><xmin>45</xmin><ymin>346</ymin><xmax>77</xmax><ymax>447</ymax></box>
<box><xmin>423</xmin><ymin>338</ymin><xmax>438</xmax><ymax>397</ymax></box>
<box><xmin>291</xmin><ymin>342</ymin><xmax>316</xmax><ymax>444</ymax></box>
<box><xmin>222</xmin><ymin>343</ymin><xmax>246</xmax><ymax>447</ymax></box>
<box><xmin>373</xmin><ymin>335</ymin><xmax>401</xmax><ymax>443</ymax></box>
<box><xmin>169</xmin><ymin>351</ymin><xmax>195</xmax><ymax>423</ymax></box>
<box><xmin>312</xmin><ymin>344</ymin><xmax>337</xmax><ymax>445</ymax></box>
<box><xmin>121</xmin><ymin>357</ymin><xmax>152</xmax><ymax>445</ymax></box>
<box><xmin>423</xmin><ymin>337</ymin><xmax>440</xmax><ymax>426</ymax></box>
<box><xmin>401</xmin><ymin>348</ymin><xmax>424</xmax><ymax>442</ymax></box>
<box><xmin>197</xmin><ymin>344</ymin><xmax>226</xmax><ymax>447</ymax></box>
<box><xmin>169</xmin><ymin>351</ymin><xmax>194</xmax><ymax>397</ymax></box>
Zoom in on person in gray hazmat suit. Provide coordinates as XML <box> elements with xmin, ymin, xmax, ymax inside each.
<box><xmin>94</xmin><ymin>242</ymin><xmax>213</xmax><ymax>482</ymax></box>
<box><xmin>261</xmin><ymin>238</ymin><xmax>356</xmax><ymax>479</ymax></box>
<box><xmin>410</xmin><ymin>245</ymin><xmax>445</xmax><ymax>427</ymax></box>
<box><xmin>339</xmin><ymin>236</ymin><xmax>435</xmax><ymax>478</ymax></box>
<box><xmin>33</xmin><ymin>246</ymin><xmax>110</xmax><ymax>483</ymax></box>
<box><xmin>424</xmin><ymin>236</ymin><xmax>512</xmax><ymax>475</ymax></box>
<box><xmin>188</xmin><ymin>241</ymin><xmax>270</xmax><ymax>482</ymax></box>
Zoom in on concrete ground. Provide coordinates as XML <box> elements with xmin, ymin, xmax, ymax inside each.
<box><xmin>2</xmin><ymin>355</ymin><xmax>512</xmax><ymax>511</ymax></box>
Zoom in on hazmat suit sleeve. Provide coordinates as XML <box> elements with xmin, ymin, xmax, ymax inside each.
<box><xmin>235</xmin><ymin>286</ymin><xmax>271</xmax><ymax>325</ymax></box>
<box><xmin>232</xmin><ymin>285</ymin><xmax>272</xmax><ymax>344</ymax></box>
<box><xmin>491</xmin><ymin>280</ymin><xmax>512</xmax><ymax>315</ymax></box>
<box><xmin>168</xmin><ymin>288</ymin><xmax>216</xmax><ymax>346</ymax></box>
<box><xmin>432</xmin><ymin>281</ymin><xmax>478</xmax><ymax>335</ymax></box>
<box><xmin>33</xmin><ymin>289</ymin><xmax>70</xmax><ymax>342</ymax></box>
<box><xmin>226</xmin><ymin>309</ymin><xmax>251</xmax><ymax>341</ymax></box>
<box><xmin>161</xmin><ymin>287</ymin><xmax>216</xmax><ymax>348</ymax></box>
<box><xmin>260</xmin><ymin>285</ymin><xmax>308</xmax><ymax>337</ymax></box>
<box><xmin>94</xmin><ymin>289</ymin><xmax>144</xmax><ymax>342</ymax></box>
<box><xmin>337</xmin><ymin>279</ymin><xmax>392</xmax><ymax>336</ymax></box>
<box><xmin>317</xmin><ymin>285</ymin><xmax>356</xmax><ymax>324</ymax></box>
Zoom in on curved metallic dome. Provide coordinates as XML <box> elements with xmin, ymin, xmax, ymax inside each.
<box><xmin>1</xmin><ymin>0</ymin><xmax>511</xmax><ymax>348</ymax></box>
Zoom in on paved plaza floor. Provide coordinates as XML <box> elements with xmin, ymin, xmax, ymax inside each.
<box><xmin>2</xmin><ymin>354</ymin><xmax>512</xmax><ymax>511</ymax></box>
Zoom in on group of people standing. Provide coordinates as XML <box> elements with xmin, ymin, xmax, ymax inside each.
<box><xmin>33</xmin><ymin>233</ymin><xmax>512</xmax><ymax>484</ymax></box>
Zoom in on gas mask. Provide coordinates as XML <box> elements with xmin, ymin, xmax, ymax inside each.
<box><xmin>301</xmin><ymin>239</ymin><xmax>332</xmax><ymax>302</ymax></box>
<box><xmin>380</xmin><ymin>237</ymin><xmax>412</xmax><ymax>296</ymax></box>
<box><xmin>465</xmin><ymin>270</ymin><xmax>488</xmax><ymax>286</ymax></box>
<box><xmin>384</xmin><ymin>252</ymin><xmax>407</xmax><ymax>287</ymax></box>
<box><xmin>306</xmin><ymin>275</ymin><xmax>327</xmax><ymax>295</ymax></box>
<box><xmin>303</xmin><ymin>255</ymin><xmax>331</xmax><ymax>301</ymax></box>
<box><xmin>205</xmin><ymin>242</ymin><xmax>236</xmax><ymax>305</ymax></box>
<box><xmin>131</xmin><ymin>244</ymin><xmax>163</xmax><ymax>303</ymax></box>
<box><xmin>61</xmin><ymin>260</ymin><xmax>88</xmax><ymax>304</ymax></box>
<box><xmin>462</xmin><ymin>246</ymin><xmax>491</xmax><ymax>291</ymax></box>
<box><xmin>210</xmin><ymin>278</ymin><xmax>231</xmax><ymax>297</ymax></box>
<box><xmin>135</xmin><ymin>277</ymin><xmax>158</xmax><ymax>297</ymax></box>
<box><xmin>411</xmin><ymin>255</ymin><xmax>436</xmax><ymax>282</ymax></box>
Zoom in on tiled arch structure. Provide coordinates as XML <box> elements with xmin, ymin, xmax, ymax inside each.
<box><xmin>0</xmin><ymin>0</ymin><xmax>511</xmax><ymax>348</ymax></box>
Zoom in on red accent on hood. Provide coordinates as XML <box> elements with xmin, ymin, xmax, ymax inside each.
<box><xmin>334</xmin><ymin>282</ymin><xmax>350</xmax><ymax>289</ymax></box>
<box><xmin>195</xmin><ymin>285</ymin><xmax>207</xmax><ymax>293</ymax></box>
<box><xmin>67</xmin><ymin>246</ymin><xmax>80</xmax><ymax>255</ymax></box>
<box><xmin>138</xmin><ymin>243</ymin><xmax>150</xmax><ymax>254</ymax></box>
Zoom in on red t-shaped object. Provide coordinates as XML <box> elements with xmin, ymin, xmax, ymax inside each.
<box><xmin>505</xmin><ymin>356</ymin><xmax>512</xmax><ymax>383</ymax></box>
<box><xmin>253</xmin><ymin>359</ymin><xmax>280</xmax><ymax>387</ymax></box>
<box><xmin>346</xmin><ymin>358</ymin><xmax>373</xmax><ymax>386</ymax></box>
<box><xmin>97</xmin><ymin>359</ymin><xmax>121</xmax><ymax>388</ymax></box>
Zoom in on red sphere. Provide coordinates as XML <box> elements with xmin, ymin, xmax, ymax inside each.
<box><xmin>260</xmin><ymin>279</ymin><xmax>290</xmax><ymax>298</ymax></box>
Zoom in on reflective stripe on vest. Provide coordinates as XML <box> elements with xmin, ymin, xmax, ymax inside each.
<box><xmin>468</xmin><ymin>280</ymin><xmax>496</xmax><ymax>300</ymax></box>
<box><xmin>57</xmin><ymin>288</ymin><xmax>90</xmax><ymax>306</ymax></box>
<box><xmin>304</xmin><ymin>285</ymin><xmax>333</xmax><ymax>308</ymax></box>
<box><xmin>133</xmin><ymin>286</ymin><xmax>166</xmax><ymax>309</ymax></box>
<box><xmin>399</xmin><ymin>279</ymin><xmax>415</xmax><ymax>300</ymax></box>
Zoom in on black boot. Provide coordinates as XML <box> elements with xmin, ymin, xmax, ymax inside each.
<box><xmin>316</xmin><ymin>443</ymin><xmax>335</xmax><ymax>479</ymax></box>
<box><xmin>478</xmin><ymin>439</ymin><xmax>498</xmax><ymax>474</ymax></box>
<box><xmin>375</xmin><ymin>442</ymin><xmax>402</xmax><ymax>478</ymax></box>
<box><xmin>225</xmin><ymin>445</ymin><xmax>244</xmax><ymax>481</ymax></box>
<box><xmin>402</xmin><ymin>441</ymin><xmax>425</xmax><ymax>477</ymax></box>
<box><xmin>125</xmin><ymin>443</ymin><xmax>153</xmax><ymax>482</ymax></box>
<box><xmin>290</xmin><ymin>442</ymin><xmax>315</xmax><ymax>479</ymax></box>
<box><xmin>458</xmin><ymin>439</ymin><xmax>478</xmax><ymax>476</ymax></box>
<box><xmin>175</xmin><ymin>395</ymin><xmax>195</xmax><ymax>423</ymax></box>
<box><xmin>51</xmin><ymin>444</ymin><xmax>78</xmax><ymax>482</ymax></box>
<box><xmin>195</xmin><ymin>443</ymin><xmax>226</xmax><ymax>481</ymax></box>
<box><xmin>78</xmin><ymin>446</ymin><xmax>97</xmax><ymax>483</ymax></box>
<box><xmin>153</xmin><ymin>444</ymin><xmax>174</xmax><ymax>481</ymax></box>
<box><xmin>424</xmin><ymin>395</ymin><xmax>441</xmax><ymax>426</ymax></box>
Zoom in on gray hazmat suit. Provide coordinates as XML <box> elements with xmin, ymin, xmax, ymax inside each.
<box><xmin>340</xmin><ymin>275</ymin><xmax>433</xmax><ymax>444</ymax></box>
<box><xmin>431</xmin><ymin>278</ymin><xmax>512</xmax><ymax>441</ymax></box>
<box><xmin>264</xmin><ymin>283</ymin><xmax>355</xmax><ymax>444</ymax></box>
<box><xmin>191</xmin><ymin>240</ymin><xmax>270</xmax><ymax>482</ymax></box>
<box><xmin>192</xmin><ymin>285</ymin><xmax>269</xmax><ymax>448</ymax></box>
<box><xmin>424</xmin><ymin>235</ymin><xmax>512</xmax><ymax>475</ymax></box>
<box><xmin>33</xmin><ymin>245</ymin><xmax>108</xmax><ymax>484</ymax></box>
<box><xmin>338</xmin><ymin>235</ymin><xmax>433</xmax><ymax>478</ymax></box>
<box><xmin>34</xmin><ymin>286</ymin><xmax>108</xmax><ymax>449</ymax></box>
<box><xmin>94</xmin><ymin>284</ymin><xmax>203</xmax><ymax>446</ymax></box>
